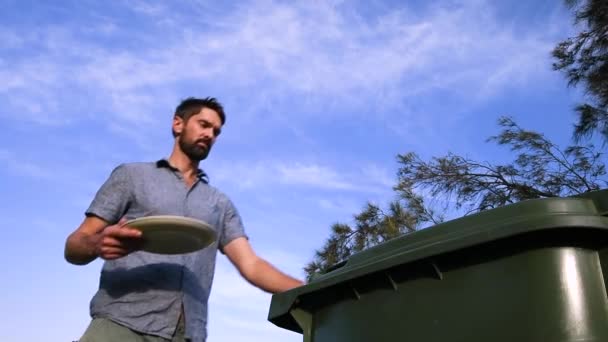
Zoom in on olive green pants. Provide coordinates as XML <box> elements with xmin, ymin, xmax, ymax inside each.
<box><xmin>78</xmin><ymin>315</ymin><xmax>189</xmax><ymax>342</ymax></box>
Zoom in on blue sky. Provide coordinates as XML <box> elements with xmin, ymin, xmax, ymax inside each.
<box><xmin>0</xmin><ymin>0</ymin><xmax>586</xmax><ymax>341</ymax></box>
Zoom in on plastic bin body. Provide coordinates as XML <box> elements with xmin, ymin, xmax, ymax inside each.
<box><xmin>269</xmin><ymin>190</ymin><xmax>608</xmax><ymax>342</ymax></box>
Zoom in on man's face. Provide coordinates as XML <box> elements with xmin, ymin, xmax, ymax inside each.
<box><xmin>174</xmin><ymin>107</ymin><xmax>223</xmax><ymax>161</ymax></box>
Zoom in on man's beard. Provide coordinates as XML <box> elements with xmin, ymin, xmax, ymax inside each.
<box><xmin>179</xmin><ymin>136</ymin><xmax>210</xmax><ymax>161</ymax></box>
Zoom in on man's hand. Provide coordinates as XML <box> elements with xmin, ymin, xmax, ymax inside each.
<box><xmin>93</xmin><ymin>218</ymin><xmax>143</xmax><ymax>260</ymax></box>
<box><xmin>65</xmin><ymin>216</ymin><xmax>143</xmax><ymax>265</ymax></box>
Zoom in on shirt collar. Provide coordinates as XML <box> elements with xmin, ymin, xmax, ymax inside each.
<box><xmin>156</xmin><ymin>159</ymin><xmax>209</xmax><ymax>184</ymax></box>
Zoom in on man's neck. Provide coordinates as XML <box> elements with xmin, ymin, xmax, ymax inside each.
<box><xmin>167</xmin><ymin>150</ymin><xmax>200</xmax><ymax>183</ymax></box>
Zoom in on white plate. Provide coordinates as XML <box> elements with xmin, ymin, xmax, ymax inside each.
<box><xmin>125</xmin><ymin>215</ymin><xmax>216</xmax><ymax>254</ymax></box>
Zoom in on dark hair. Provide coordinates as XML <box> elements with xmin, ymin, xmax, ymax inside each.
<box><xmin>172</xmin><ymin>97</ymin><xmax>226</xmax><ymax>137</ymax></box>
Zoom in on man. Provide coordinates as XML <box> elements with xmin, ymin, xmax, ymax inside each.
<box><xmin>64</xmin><ymin>97</ymin><xmax>304</xmax><ymax>342</ymax></box>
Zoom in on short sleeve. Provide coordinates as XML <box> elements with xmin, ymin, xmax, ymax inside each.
<box><xmin>85</xmin><ymin>164</ymin><xmax>134</xmax><ymax>224</ymax></box>
<box><xmin>219</xmin><ymin>197</ymin><xmax>248</xmax><ymax>253</ymax></box>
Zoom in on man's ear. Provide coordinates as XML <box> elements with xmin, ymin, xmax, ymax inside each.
<box><xmin>172</xmin><ymin>116</ymin><xmax>184</xmax><ymax>136</ymax></box>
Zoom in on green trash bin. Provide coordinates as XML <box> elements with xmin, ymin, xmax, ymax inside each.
<box><xmin>269</xmin><ymin>190</ymin><xmax>608</xmax><ymax>342</ymax></box>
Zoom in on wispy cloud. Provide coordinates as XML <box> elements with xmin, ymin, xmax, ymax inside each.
<box><xmin>211</xmin><ymin>159</ymin><xmax>394</xmax><ymax>193</ymax></box>
<box><xmin>0</xmin><ymin>0</ymin><xmax>566</xmax><ymax>131</ymax></box>
<box><xmin>0</xmin><ymin>28</ymin><xmax>24</xmax><ymax>49</ymax></box>
<box><xmin>0</xmin><ymin>149</ymin><xmax>56</xmax><ymax>181</ymax></box>
<box><xmin>0</xmin><ymin>145</ymin><xmax>122</xmax><ymax>193</ymax></box>
<box><xmin>318</xmin><ymin>197</ymin><xmax>364</xmax><ymax>215</ymax></box>
<box><xmin>277</xmin><ymin>163</ymin><xmax>360</xmax><ymax>190</ymax></box>
<box><xmin>126</xmin><ymin>0</ymin><xmax>170</xmax><ymax>17</ymax></box>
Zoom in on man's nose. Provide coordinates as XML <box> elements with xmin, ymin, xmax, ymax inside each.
<box><xmin>202</xmin><ymin>127</ymin><xmax>215</xmax><ymax>139</ymax></box>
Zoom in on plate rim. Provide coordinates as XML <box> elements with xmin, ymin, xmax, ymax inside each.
<box><xmin>124</xmin><ymin>215</ymin><xmax>217</xmax><ymax>254</ymax></box>
<box><xmin>126</xmin><ymin>215</ymin><xmax>213</xmax><ymax>229</ymax></box>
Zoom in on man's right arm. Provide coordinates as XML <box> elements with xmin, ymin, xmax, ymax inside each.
<box><xmin>64</xmin><ymin>216</ymin><xmax>142</xmax><ymax>265</ymax></box>
<box><xmin>66</xmin><ymin>164</ymin><xmax>141</xmax><ymax>265</ymax></box>
<box><xmin>64</xmin><ymin>216</ymin><xmax>109</xmax><ymax>265</ymax></box>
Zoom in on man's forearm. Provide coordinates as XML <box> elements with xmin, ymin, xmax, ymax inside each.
<box><xmin>64</xmin><ymin>232</ymin><xmax>98</xmax><ymax>265</ymax></box>
<box><xmin>244</xmin><ymin>258</ymin><xmax>304</xmax><ymax>293</ymax></box>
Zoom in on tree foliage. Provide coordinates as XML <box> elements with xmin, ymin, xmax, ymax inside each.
<box><xmin>396</xmin><ymin>117</ymin><xmax>606</xmax><ymax>213</ymax></box>
<box><xmin>553</xmin><ymin>0</ymin><xmax>608</xmax><ymax>142</ymax></box>
<box><xmin>304</xmin><ymin>117</ymin><xmax>607</xmax><ymax>281</ymax></box>
<box><xmin>303</xmin><ymin>200</ymin><xmax>421</xmax><ymax>280</ymax></box>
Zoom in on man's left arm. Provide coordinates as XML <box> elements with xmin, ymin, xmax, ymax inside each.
<box><xmin>223</xmin><ymin>237</ymin><xmax>304</xmax><ymax>293</ymax></box>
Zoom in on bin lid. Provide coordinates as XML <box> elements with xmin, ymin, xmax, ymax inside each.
<box><xmin>268</xmin><ymin>189</ymin><xmax>608</xmax><ymax>332</ymax></box>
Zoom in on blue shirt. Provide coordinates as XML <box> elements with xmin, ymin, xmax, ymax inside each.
<box><xmin>85</xmin><ymin>160</ymin><xmax>247</xmax><ymax>342</ymax></box>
